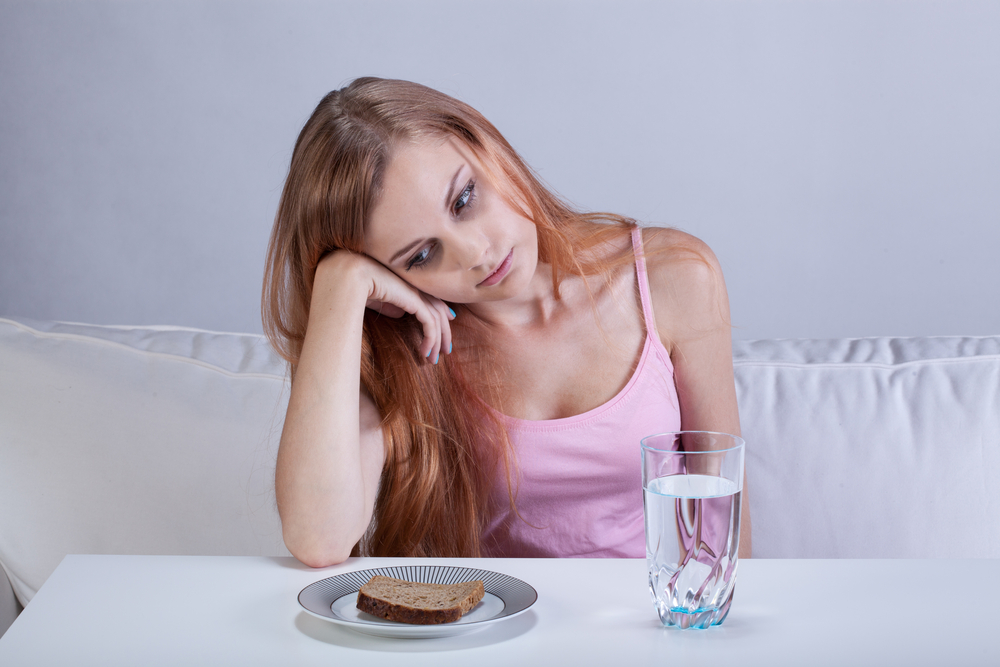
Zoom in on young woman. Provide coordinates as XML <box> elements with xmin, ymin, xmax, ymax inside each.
<box><xmin>263</xmin><ymin>77</ymin><xmax>750</xmax><ymax>567</ymax></box>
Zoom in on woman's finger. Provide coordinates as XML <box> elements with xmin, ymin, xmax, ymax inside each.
<box><xmin>434</xmin><ymin>301</ymin><xmax>454</xmax><ymax>358</ymax></box>
<box><xmin>419</xmin><ymin>294</ymin><xmax>445</xmax><ymax>364</ymax></box>
<box><xmin>407</xmin><ymin>295</ymin><xmax>439</xmax><ymax>363</ymax></box>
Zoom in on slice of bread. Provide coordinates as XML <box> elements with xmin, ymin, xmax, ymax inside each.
<box><xmin>356</xmin><ymin>575</ymin><xmax>485</xmax><ymax>624</ymax></box>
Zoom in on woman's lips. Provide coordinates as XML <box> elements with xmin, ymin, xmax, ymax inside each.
<box><xmin>478</xmin><ymin>250</ymin><xmax>514</xmax><ymax>287</ymax></box>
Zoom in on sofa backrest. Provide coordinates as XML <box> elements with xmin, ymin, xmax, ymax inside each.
<box><xmin>735</xmin><ymin>336</ymin><xmax>1000</xmax><ymax>559</ymax></box>
<box><xmin>2</xmin><ymin>317</ymin><xmax>999</xmax><ymax>615</ymax></box>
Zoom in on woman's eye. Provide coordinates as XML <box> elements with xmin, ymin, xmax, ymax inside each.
<box><xmin>453</xmin><ymin>180</ymin><xmax>476</xmax><ymax>214</ymax></box>
<box><xmin>406</xmin><ymin>245</ymin><xmax>434</xmax><ymax>270</ymax></box>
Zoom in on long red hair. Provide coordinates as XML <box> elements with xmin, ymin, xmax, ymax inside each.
<box><xmin>262</xmin><ymin>77</ymin><xmax>638</xmax><ymax>557</ymax></box>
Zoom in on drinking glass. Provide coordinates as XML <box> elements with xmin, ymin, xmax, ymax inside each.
<box><xmin>641</xmin><ymin>431</ymin><xmax>745</xmax><ymax>629</ymax></box>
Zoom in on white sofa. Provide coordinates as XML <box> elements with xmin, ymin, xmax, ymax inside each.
<box><xmin>2</xmin><ymin>315</ymin><xmax>999</xmax><ymax>637</ymax></box>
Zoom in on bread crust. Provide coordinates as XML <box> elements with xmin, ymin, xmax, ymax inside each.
<box><xmin>356</xmin><ymin>576</ymin><xmax>485</xmax><ymax>625</ymax></box>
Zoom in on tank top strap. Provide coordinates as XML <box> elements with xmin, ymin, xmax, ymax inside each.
<box><xmin>631</xmin><ymin>226</ymin><xmax>659</xmax><ymax>338</ymax></box>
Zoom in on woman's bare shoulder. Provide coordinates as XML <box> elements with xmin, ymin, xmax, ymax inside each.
<box><xmin>640</xmin><ymin>226</ymin><xmax>718</xmax><ymax>264</ymax></box>
<box><xmin>640</xmin><ymin>227</ymin><xmax>730</xmax><ymax>341</ymax></box>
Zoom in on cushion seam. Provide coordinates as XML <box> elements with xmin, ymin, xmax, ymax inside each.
<box><xmin>1</xmin><ymin>319</ymin><xmax>286</xmax><ymax>381</ymax></box>
<box><xmin>734</xmin><ymin>356</ymin><xmax>1000</xmax><ymax>370</ymax></box>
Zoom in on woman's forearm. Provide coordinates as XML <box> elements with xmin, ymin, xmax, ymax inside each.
<box><xmin>275</xmin><ymin>258</ymin><xmax>383</xmax><ymax>567</ymax></box>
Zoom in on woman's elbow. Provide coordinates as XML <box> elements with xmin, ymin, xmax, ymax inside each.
<box><xmin>283</xmin><ymin>531</ymin><xmax>354</xmax><ymax>569</ymax></box>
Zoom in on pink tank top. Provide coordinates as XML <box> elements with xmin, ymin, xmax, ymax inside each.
<box><xmin>481</xmin><ymin>228</ymin><xmax>681</xmax><ymax>558</ymax></box>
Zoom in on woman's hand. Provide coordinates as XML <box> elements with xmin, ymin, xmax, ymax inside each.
<box><xmin>315</xmin><ymin>250</ymin><xmax>456</xmax><ymax>363</ymax></box>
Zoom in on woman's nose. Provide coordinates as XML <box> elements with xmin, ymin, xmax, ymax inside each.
<box><xmin>449</xmin><ymin>228</ymin><xmax>490</xmax><ymax>271</ymax></box>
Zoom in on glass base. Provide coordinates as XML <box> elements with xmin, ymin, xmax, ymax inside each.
<box><xmin>655</xmin><ymin>594</ymin><xmax>732</xmax><ymax>629</ymax></box>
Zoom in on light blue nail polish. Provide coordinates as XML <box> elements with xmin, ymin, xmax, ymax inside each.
<box><xmin>425</xmin><ymin>348</ymin><xmax>431</xmax><ymax>357</ymax></box>
<box><xmin>433</xmin><ymin>353</ymin><xmax>439</xmax><ymax>365</ymax></box>
<box><xmin>448</xmin><ymin>307</ymin><xmax>457</xmax><ymax>318</ymax></box>
<box><xmin>448</xmin><ymin>342</ymin><xmax>453</xmax><ymax>354</ymax></box>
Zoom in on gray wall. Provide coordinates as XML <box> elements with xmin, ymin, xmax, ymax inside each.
<box><xmin>1</xmin><ymin>0</ymin><xmax>997</xmax><ymax>339</ymax></box>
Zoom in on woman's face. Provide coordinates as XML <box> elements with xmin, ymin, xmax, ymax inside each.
<box><xmin>363</xmin><ymin>137</ymin><xmax>539</xmax><ymax>304</ymax></box>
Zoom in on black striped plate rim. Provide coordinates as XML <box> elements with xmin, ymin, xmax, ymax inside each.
<box><xmin>298</xmin><ymin>565</ymin><xmax>537</xmax><ymax>624</ymax></box>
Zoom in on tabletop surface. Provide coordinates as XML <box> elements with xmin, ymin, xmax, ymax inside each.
<box><xmin>1</xmin><ymin>555</ymin><xmax>998</xmax><ymax>666</ymax></box>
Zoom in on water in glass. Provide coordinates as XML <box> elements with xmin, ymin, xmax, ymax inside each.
<box><xmin>644</xmin><ymin>473</ymin><xmax>741</xmax><ymax>629</ymax></box>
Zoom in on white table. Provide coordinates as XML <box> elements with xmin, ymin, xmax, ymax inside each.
<box><xmin>1</xmin><ymin>555</ymin><xmax>997</xmax><ymax>666</ymax></box>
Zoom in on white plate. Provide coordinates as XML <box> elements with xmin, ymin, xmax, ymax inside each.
<box><xmin>298</xmin><ymin>565</ymin><xmax>537</xmax><ymax>639</ymax></box>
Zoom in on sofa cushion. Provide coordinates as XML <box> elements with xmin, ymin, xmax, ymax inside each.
<box><xmin>0</xmin><ymin>317</ymin><xmax>292</xmax><ymax>608</ymax></box>
<box><xmin>735</xmin><ymin>337</ymin><xmax>1000</xmax><ymax>558</ymax></box>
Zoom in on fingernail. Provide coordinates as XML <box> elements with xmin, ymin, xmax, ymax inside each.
<box><xmin>448</xmin><ymin>342</ymin><xmax>453</xmax><ymax>354</ymax></box>
<box><xmin>425</xmin><ymin>348</ymin><xmax>432</xmax><ymax>358</ymax></box>
<box><xmin>448</xmin><ymin>307</ymin><xmax>457</xmax><ymax>318</ymax></box>
<box><xmin>433</xmin><ymin>353</ymin><xmax>439</xmax><ymax>365</ymax></box>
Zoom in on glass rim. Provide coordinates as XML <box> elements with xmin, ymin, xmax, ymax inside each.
<box><xmin>640</xmin><ymin>430</ymin><xmax>745</xmax><ymax>453</ymax></box>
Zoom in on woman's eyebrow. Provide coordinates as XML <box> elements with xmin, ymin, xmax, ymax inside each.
<box><xmin>442</xmin><ymin>164</ymin><xmax>463</xmax><ymax>211</ymax></box>
<box><xmin>390</xmin><ymin>239</ymin><xmax>424</xmax><ymax>264</ymax></box>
